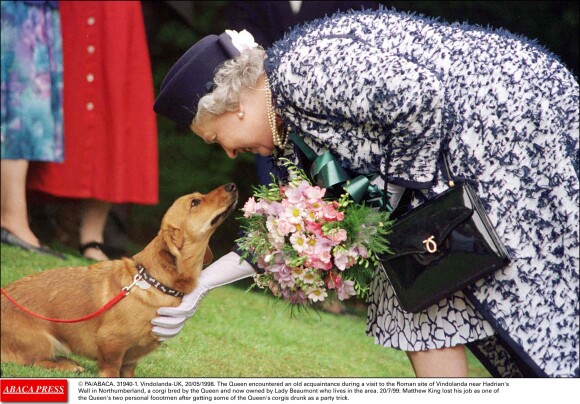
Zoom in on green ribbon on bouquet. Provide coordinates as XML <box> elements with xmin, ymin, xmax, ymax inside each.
<box><xmin>289</xmin><ymin>133</ymin><xmax>389</xmax><ymax>209</ymax></box>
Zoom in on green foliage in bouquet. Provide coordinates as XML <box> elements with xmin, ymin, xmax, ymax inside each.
<box><xmin>330</xmin><ymin>192</ymin><xmax>393</xmax><ymax>299</ymax></box>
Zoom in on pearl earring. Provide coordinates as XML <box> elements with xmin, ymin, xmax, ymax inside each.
<box><xmin>237</xmin><ymin>112</ymin><xmax>244</xmax><ymax>119</ymax></box>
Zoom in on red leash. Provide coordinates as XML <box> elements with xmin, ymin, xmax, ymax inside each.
<box><xmin>0</xmin><ymin>275</ymin><xmax>142</xmax><ymax>323</ymax></box>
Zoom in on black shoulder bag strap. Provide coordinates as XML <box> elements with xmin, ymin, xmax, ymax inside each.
<box><xmin>381</xmin><ymin>151</ymin><xmax>455</xmax><ymax>216</ymax></box>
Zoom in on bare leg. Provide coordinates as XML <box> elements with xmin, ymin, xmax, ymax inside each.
<box><xmin>406</xmin><ymin>345</ymin><xmax>468</xmax><ymax>377</ymax></box>
<box><xmin>1</xmin><ymin>159</ymin><xmax>40</xmax><ymax>247</ymax></box>
<box><xmin>79</xmin><ymin>199</ymin><xmax>112</xmax><ymax>261</ymax></box>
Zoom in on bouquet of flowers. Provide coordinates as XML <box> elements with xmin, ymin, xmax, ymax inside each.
<box><xmin>236</xmin><ymin>160</ymin><xmax>392</xmax><ymax>305</ymax></box>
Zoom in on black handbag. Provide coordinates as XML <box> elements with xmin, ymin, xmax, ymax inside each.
<box><xmin>377</xmin><ymin>154</ymin><xmax>510</xmax><ymax>313</ymax></box>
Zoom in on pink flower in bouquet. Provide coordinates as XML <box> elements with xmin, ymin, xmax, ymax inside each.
<box><xmin>266</xmin><ymin>217</ymin><xmax>285</xmax><ymax>249</ymax></box>
<box><xmin>321</xmin><ymin>203</ymin><xmax>344</xmax><ymax>222</ymax></box>
<box><xmin>267</xmin><ymin>200</ymin><xmax>285</xmax><ymax>216</ymax></box>
<box><xmin>325</xmin><ymin>272</ymin><xmax>342</xmax><ymax>290</ymax></box>
<box><xmin>305</xmin><ymin>221</ymin><xmax>323</xmax><ymax>237</ymax></box>
<box><xmin>271</xmin><ymin>263</ymin><xmax>295</xmax><ymax>289</ymax></box>
<box><xmin>333</xmin><ymin>201</ymin><xmax>345</xmax><ymax>221</ymax></box>
<box><xmin>304</xmin><ymin>184</ymin><xmax>326</xmax><ymax>203</ymax></box>
<box><xmin>313</xmin><ymin>234</ymin><xmax>334</xmax><ymax>253</ymax></box>
<box><xmin>282</xmin><ymin>289</ymin><xmax>308</xmax><ymax>304</ymax></box>
<box><xmin>244</xmin><ymin>197</ymin><xmax>279</xmax><ymax>218</ymax></box>
<box><xmin>303</xmin><ymin>235</ymin><xmax>333</xmax><ymax>270</ymax></box>
<box><xmin>333</xmin><ymin>246</ymin><xmax>361</xmax><ymax>271</ymax></box>
<box><xmin>278</xmin><ymin>273</ymin><xmax>295</xmax><ymax>289</ymax></box>
<box><xmin>242</xmin><ymin>197</ymin><xmax>258</xmax><ymax>218</ymax></box>
<box><xmin>284</xmin><ymin>180</ymin><xmax>310</xmax><ymax>204</ymax></box>
<box><xmin>326</xmin><ymin>228</ymin><xmax>348</xmax><ymax>243</ymax></box>
<box><xmin>337</xmin><ymin>280</ymin><xmax>356</xmax><ymax>301</ymax></box>
<box><xmin>267</xmin><ymin>261</ymin><xmax>285</xmax><ymax>274</ymax></box>
<box><xmin>276</xmin><ymin>218</ymin><xmax>295</xmax><ymax>236</ymax></box>
<box><xmin>260</xmin><ymin>199</ymin><xmax>280</xmax><ymax>216</ymax></box>
<box><xmin>307</xmin><ymin>199</ymin><xmax>325</xmax><ymax>214</ymax></box>
<box><xmin>306</xmin><ymin>255</ymin><xmax>333</xmax><ymax>271</ymax></box>
<box><xmin>355</xmin><ymin>244</ymin><xmax>369</xmax><ymax>259</ymax></box>
<box><xmin>333</xmin><ymin>249</ymin><xmax>350</xmax><ymax>271</ymax></box>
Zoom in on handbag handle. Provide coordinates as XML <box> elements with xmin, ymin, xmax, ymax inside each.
<box><xmin>441</xmin><ymin>152</ymin><xmax>455</xmax><ymax>187</ymax></box>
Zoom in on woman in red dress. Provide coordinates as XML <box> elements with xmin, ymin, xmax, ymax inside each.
<box><xmin>28</xmin><ymin>1</ymin><xmax>158</xmax><ymax>260</ymax></box>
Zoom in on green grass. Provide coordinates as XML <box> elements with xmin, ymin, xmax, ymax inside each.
<box><xmin>1</xmin><ymin>245</ymin><xmax>490</xmax><ymax>378</ymax></box>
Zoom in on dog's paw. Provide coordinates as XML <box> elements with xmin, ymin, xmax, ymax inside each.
<box><xmin>48</xmin><ymin>358</ymin><xmax>85</xmax><ymax>374</ymax></box>
<box><xmin>69</xmin><ymin>364</ymin><xmax>86</xmax><ymax>374</ymax></box>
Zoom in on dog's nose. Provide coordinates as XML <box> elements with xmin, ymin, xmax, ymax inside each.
<box><xmin>224</xmin><ymin>183</ymin><xmax>236</xmax><ymax>192</ymax></box>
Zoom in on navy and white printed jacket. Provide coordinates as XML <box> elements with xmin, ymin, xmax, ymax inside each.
<box><xmin>265</xmin><ymin>8</ymin><xmax>579</xmax><ymax>377</ymax></box>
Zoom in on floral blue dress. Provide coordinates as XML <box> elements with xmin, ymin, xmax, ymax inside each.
<box><xmin>267</xmin><ymin>8</ymin><xmax>579</xmax><ymax>377</ymax></box>
<box><xmin>1</xmin><ymin>0</ymin><xmax>64</xmax><ymax>162</ymax></box>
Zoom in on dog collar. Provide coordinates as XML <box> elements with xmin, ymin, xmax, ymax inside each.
<box><xmin>134</xmin><ymin>263</ymin><xmax>185</xmax><ymax>298</ymax></box>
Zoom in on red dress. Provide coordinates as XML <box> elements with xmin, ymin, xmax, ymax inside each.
<box><xmin>28</xmin><ymin>1</ymin><xmax>158</xmax><ymax>205</ymax></box>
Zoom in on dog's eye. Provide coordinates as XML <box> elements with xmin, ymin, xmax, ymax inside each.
<box><xmin>191</xmin><ymin>199</ymin><xmax>201</xmax><ymax>207</ymax></box>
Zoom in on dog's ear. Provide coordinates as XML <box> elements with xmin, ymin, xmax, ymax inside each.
<box><xmin>162</xmin><ymin>225</ymin><xmax>184</xmax><ymax>258</ymax></box>
<box><xmin>203</xmin><ymin>246</ymin><xmax>213</xmax><ymax>266</ymax></box>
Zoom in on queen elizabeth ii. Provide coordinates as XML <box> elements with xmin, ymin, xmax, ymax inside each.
<box><xmin>151</xmin><ymin>8</ymin><xmax>579</xmax><ymax>378</ymax></box>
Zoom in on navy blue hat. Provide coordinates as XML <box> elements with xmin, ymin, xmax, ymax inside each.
<box><xmin>154</xmin><ymin>33</ymin><xmax>241</xmax><ymax>128</ymax></box>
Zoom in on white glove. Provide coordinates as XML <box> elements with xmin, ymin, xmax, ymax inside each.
<box><xmin>151</xmin><ymin>251</ymin><xmax>255</xmax><ymax>340</ymax></box>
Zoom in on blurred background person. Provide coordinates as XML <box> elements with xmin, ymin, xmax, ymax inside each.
<box><xmin>27</xmin><ymin>1</ymin><xmax>159</xmax><ymax>261</ymax></box>
<box><xmin>1</xmin><ymin>0</ymin><xmax>64</xmax><ymax>258</ymax></box>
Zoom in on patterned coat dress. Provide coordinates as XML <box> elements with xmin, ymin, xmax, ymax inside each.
<box><xmin>1</xmin><ymin>0</ymin><xmax>63</xmax><ymax>162</ymax></box>
<box><xmin>265</xmin><ymin>9</ymin><xmax>579</xmax><ymax>377</ymax></box>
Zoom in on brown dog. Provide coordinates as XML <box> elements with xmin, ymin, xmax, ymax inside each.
<box><xmin>1</xmin><ymin>183</ymin><xmax>237</xmax><ymax>377</ymax></box>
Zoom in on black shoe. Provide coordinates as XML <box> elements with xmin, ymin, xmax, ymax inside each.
<box><xmin>0</xmin><ymin>227</ymin><xmax>65</xmax><ymax>259</ymax></box>
<box><xmin>79</xmin><ymin>241</ymin><xmax>107</xmax><ymax>261</ymax></box>
<box><xmin>79</xmin><ymin>241</ymin><xmax>105</xmax><ymax>255</ymax></box>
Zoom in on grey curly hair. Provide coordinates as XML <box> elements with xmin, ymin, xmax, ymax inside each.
<box><xmin>193</xmin><ymin>47</ymin><xmax>267</xmax><ymax>125</ymax></box>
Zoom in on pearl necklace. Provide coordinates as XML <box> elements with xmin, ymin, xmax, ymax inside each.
<box><xmin>264</xmin><ymin>74</ymin><xmax>288</xmax><ymax>148</ymax></box>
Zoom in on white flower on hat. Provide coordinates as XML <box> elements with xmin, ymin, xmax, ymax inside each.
<box><xmin>225</xmin><ymin>29</ymin><xmax>258</xmax><ymax>52</ymax></box>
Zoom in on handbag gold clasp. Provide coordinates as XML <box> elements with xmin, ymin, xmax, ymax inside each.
<box><xmin>423</xmin><ymin>236</ymin><xmax>438</xmax><ymax>253</ymax></box>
